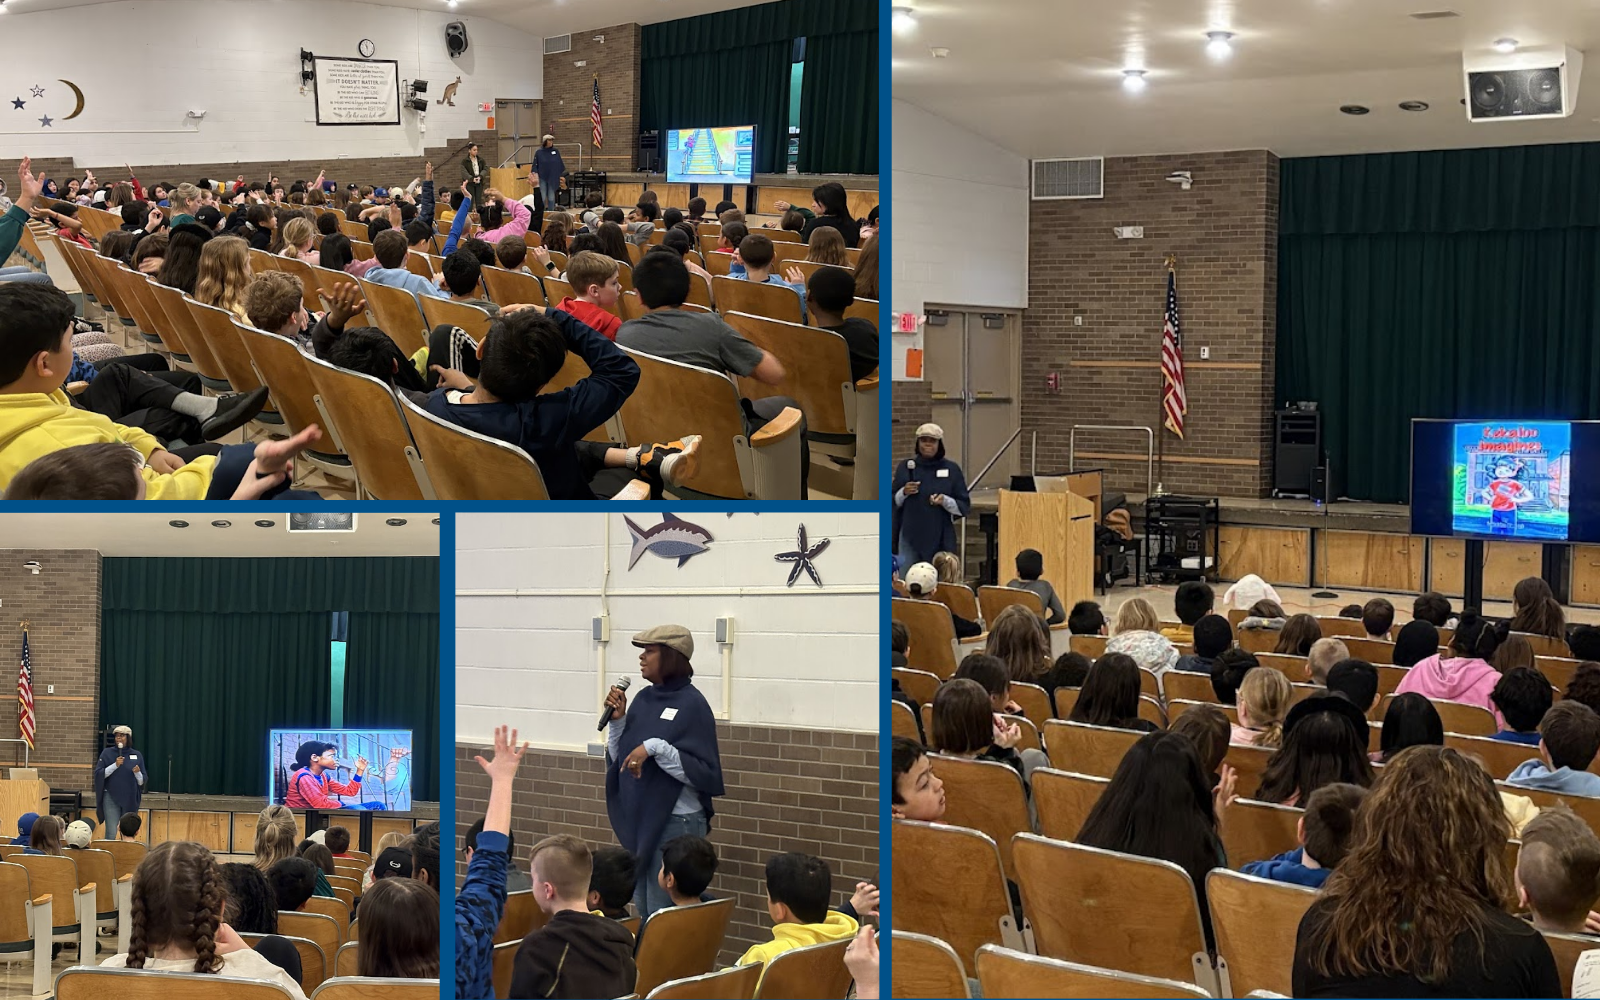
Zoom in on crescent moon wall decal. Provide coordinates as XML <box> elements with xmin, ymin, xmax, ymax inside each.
<box><xmin>60</xmin><ymin>80</ymin><xmax>84</xmax><ymax>120</ymax></box>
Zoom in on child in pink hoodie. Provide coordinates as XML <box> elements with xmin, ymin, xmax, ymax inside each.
<box><xmin>1394</xmin><ymin>613</ymin><xmax>1508</xmax><ymax>729</ymax></box>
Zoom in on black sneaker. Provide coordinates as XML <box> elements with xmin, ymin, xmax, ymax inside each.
<box><xmin>200</xmin><ymin>386</ymin><xmax>271</xmax><ymax>441</ymax></box>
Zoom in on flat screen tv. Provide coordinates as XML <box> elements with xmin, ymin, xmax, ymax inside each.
<box><xmin>664</xmin><ymin>125</ymin><xmax>756</xmax><ymax>185</ymax></box>
<box><xmin>268</xmin><ymin>728</ymin><xmax>413</xmax><ymax>812</ymax></box>
<box><xmin>1410</xmin><ymin>419</ymin><xmax>1600</xmax><ymax>542</ymax></box>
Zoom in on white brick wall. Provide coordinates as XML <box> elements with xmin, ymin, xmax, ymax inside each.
<box><xmin>0</xmin><ymin>0</ymin><xmax>541</xmax><ymax>166</ymax></box>
<box><xmin>891</xmin><ymin>99</ymin><xmax>1030</xmax><ymax>316</ymax></box>
<box><xmin>455</xmin><ymin>513</ymin><xmax>880</xmax><ymax>750</ymax></box>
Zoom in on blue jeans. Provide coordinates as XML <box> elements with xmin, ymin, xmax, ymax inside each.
<box><xmin>539</xmin><ymin>179</ymin><xmax>560</xmax><ymax>210</ymax></box>
<box><xmin>0</xmin><ymin>266</ymin><xmax>51</xmax><ymax>284</ymax></box>
<box><xmin>634</xmin><ymin>809</ymin><xmax>708</xmax><ymax>918</ymax></box>
<box><xmin>101</xmin><ymin>798</ymin><xmax>123</xmax><ymax>837</ymax></box>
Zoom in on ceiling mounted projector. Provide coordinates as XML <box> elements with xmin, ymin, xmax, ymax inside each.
<box><xmin>1462</xmin><ymin>45</ymin><xmax>1583</xmax><ymax>122</ymax></box>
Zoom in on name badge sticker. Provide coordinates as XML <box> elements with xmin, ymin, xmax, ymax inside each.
<box><xmin>936</xmin><ymin>468</ymin><xmax>950</xmax><ymax>478</ymax></box>
<box><xmin>661</xmin><ymin>708</ymin><xmax>679</xmax><ymax>721</ymax></box>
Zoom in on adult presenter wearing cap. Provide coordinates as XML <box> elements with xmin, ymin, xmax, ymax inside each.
<box><xmin>892</xmin><ymin>422</ymin><xmax>971</xmax><ymax>566</ymax></box>
<box><xmin>286</xmin><ymin>740</ymin><xmax>370</xmax><ymax>809</ymax></box>
<box><xmin>603</xmin><ymin>624</ymin><xmax>725</xmax><ymax>918</ymax></box>
<box><xmin>94</xmin><ymin>725</ymin><xmax>145</xmax><ymax>837</ymax></box>
<box><xmin>533</xmin><ymin>134</ymin><xmax>566</xmax><ymax>211</ymax></box>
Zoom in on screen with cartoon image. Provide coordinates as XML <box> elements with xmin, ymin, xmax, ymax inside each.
<box><xmin>268</xmin><ymin>729</ymin><xmax>413</xmax><ymax>811</ymax></box>
<box><xmin>665</xmin><ymin>125</ymin><xmax>756</xmax><ymax>185</ymax></box>
<box><xmin>1449</xmin><ymin>422</ymin><xmax>1571</xmax><ymax>540</ymax></box>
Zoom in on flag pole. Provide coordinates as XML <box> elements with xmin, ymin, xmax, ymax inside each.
<box><xmin>1154</xmin><ymin>254</ymin><xmax>1176</xmax><ymax>497</ymax></box>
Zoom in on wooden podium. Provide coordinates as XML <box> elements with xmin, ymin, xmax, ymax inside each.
<box><xmin>998</xmin><ymin>488</ymin><xmax>1095</xmax><ymax>612</ymax></box>
<box><xmin>0</xmin><ymin>776</ymin><xmax>50</xmax><ymax>829</ymax></box>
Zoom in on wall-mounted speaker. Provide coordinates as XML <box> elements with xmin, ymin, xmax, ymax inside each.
<box><xmin>445</xmin><ymin>21</ymin><xmax>469</xmax><ymax>58</ymax></box>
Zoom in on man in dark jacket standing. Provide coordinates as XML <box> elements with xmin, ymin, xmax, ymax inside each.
<box><xmin>533</xmin><ymin>135</ymin><xmax>566</xmax><ymax>211</ymax></box>
<box><xmin>512</xmin><ymin>834</ymin><xmax>636</xmax><ymax>1000</ymax></box>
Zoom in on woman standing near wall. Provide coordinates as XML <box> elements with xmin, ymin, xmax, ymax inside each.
<box><xmin>603</xmin><ymin>624</ymin><xmax>725</xmax><ymax>918</ymax></box>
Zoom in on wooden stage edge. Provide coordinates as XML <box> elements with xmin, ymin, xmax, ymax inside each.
<box><xmin>52</xmin><ymin>797</ymin><xmax>439</xmax><ymax>856</ymax></box>
<box><xmin>969</xmin><ymin>489</ymin><xmax>1600</xmax><ymax>606</ymax></box>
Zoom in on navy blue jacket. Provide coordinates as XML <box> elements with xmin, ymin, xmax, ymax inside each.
<box><xmin>892</xmin><ymin>441</ymin><xmax>970</xmax><ymax>561</ymax></box>
<box><xmin>606</xmin><ymin>677</ymin><xmax>724</xmax><ymax>859</ymax></box>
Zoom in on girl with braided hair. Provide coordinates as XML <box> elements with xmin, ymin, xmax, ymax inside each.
<box><xmin>100</xmin><ymin>841</ymin><xmax>309</xmax><ymax>999</ymax></box>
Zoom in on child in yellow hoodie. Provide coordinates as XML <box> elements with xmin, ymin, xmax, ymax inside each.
<box><xmin>734</xmin><ymin>853</ymin><xmax>863</xmax><ymax>970</ymax></box>
<box><xmin>0</xmin><ymin>283</ymin><xmax>320</xmax><ymax>500</ymax></box>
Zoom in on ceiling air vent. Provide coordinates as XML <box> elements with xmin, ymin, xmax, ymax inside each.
<box><xmin>544</xmin><ymin>34</ymin><xmax>572</xmax><ymax>54</ymax></box>
<box><xmin>1032</xmin><ymin>157</ymin><xmax>1104</xmax><ymax>200</ymax></box>
<box><xmin>1409</xmin><ymin>10</ymin><xmax>1460</xmax><ymax>19</ymax></box>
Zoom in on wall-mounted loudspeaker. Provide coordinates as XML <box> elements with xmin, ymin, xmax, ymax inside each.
<box><xmin>445</xmin><ymin>21</ymin><xmax>469</xmax><ymax>58</ymax></box>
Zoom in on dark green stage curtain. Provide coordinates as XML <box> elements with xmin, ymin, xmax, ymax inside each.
<box><xmin>640</xmin><ymin>42</ymin><xmax>792</xmax><ymax>174</ymax></box>
<box><xmin>1277</xmin><ymin>143</ymin><xmax>1600</xmax><ymax>502</ymax></box>
<box><xmin>798</xmin><ymin>28</ymin><xmax>878</xmax><ymax>175</ymax></box>
<box><xmin>640</xmin><ymin>0</ymin><xmax>876</xmax><ymax>58</ymax></box>
<box><xmin>343</xmin><ymin>612</ymin><xmax>441</xmax><ymax>804</ymax></box>
<box><xmin>102</xmin><ymin>557</ymin><xmax>439</xmax><ymax>614</ymax></box>
<box><xmin>101</xmin><ymin>611</ymin><xmax>331</xmax><ymax>796</ymax></box>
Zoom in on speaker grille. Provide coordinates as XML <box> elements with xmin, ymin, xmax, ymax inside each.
<box><xmin>1031</xmin><ymin>157</ymin><xmax>1104</xmax><ymax>200</ymax></box>
<box><xmin>544</xmin><ymin>34</ymin><xmax>572</xmax><ymax>54</ymax></box>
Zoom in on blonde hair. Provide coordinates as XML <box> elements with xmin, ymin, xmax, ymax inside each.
<box><xmin>932</xmin><ymin>551</ymin><xmax>961</xmax><ymax>584</ymax></box>
<box><xmin>1238</xmin><ymin>667</ymin><xmax>1291</xmax><ymax>748</ymax></box>
<box><xmin>253</xmin><ymin>804</ymin><xmax>298</xmax><ymax>870</ymax></box>
<box><xmin>805</xmin><ymin>226</ymin><xmax>849</xmax><ymax>266</ymax></box>
<box><xmin>281</xmin><ymin>217</ymin><xmax>315</xmax><ymax>257</ymax></box>
<box><xmin>194</xmin><ymin>237</ymin><xmax>252</xmax><ymax>319</ymax></box>
<box><xmin>1307</xmin><ymin>638</ymin><xmax>1350</xmax><ymax>685</ymax></box>
<box><xmin>171</xmin><ymin>182</ymin><xmax>201</xmax><ymax>213</ymax></box>
<box><xmin>1113</xmin><ymin>597</ymin><xmax>1160</xmax><ymax>635</ymax></box>
<box><xmin>529</xmin><ymin>834</ymin><xmax>592</xmax><ymax>900</ymax></box>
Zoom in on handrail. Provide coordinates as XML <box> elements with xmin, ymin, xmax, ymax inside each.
<box><xmin>498</xmin><ymin>144</ymin><xmax>534</xmax><ymax>168</ymax></box>
<box><xmin>1069</xmin><ymin>424</ymin><xmax>1154</xmax><ymax>497</ymax></box>
<box><xmin>969</xmin><ymin>425</ymin><xmax>1024</xmax><ymax>492</ymax></box>
<box><xmin>0</xmin><ymin>738</ymin><xmax>31</xmax><ymax>767</ymax></box>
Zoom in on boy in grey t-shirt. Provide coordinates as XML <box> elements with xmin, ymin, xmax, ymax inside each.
<box><xmin>1006</xmin><ymin>547</ymin><xmax>1065</xmax><ymax>625</ymax></box>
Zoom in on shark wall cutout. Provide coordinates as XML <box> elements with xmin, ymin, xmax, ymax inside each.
<box><xmin>624</xmin><ymin>513</ymin><xmax>715</xmax><ymax>569</ymax></box>
<box><xmin>775</xmin><ymin>523</ymin><xmax>829</xmax><ymax>588</ymax></box>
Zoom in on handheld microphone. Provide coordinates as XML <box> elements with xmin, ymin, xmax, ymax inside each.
<box><xmin>597</xmin><ymin>675</ymin><xmax>633</xmax><ymax>731</ymax></box>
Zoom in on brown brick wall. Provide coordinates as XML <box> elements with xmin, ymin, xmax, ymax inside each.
<box><xmin>1021</xmin><ymin>150</ymin><xmax>1280</xmax><ymax>498</ymax></box>
<box><xmin>892</xmin><ymin>380</ymin><xmax>934</xmax><ymax>463</ymax></box>
<box><xmin>542</xmin><ymin>24</ymin><xmax>641</xmax><ymax>175</ymax></box>
<box><xmin>0</xmin><ymin>549</ymin><xmax>101</xmax><ymax>793</ymax></box>
<box><xmin>456</xmin><ymin>724</ymin><xmax>878</xmax><ymax>965</ymax></box>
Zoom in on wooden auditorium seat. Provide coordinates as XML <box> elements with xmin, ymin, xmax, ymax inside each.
<box><xmin>891</xmin><ymin>598</ymin><xmax>963</xmax><ymax>679</ymax></box>
<box><xmin>710</xmin><ymin>275</ymin><xmax>803</xmax><ymax>324</ymax></box>
<box><xmin>631</xmin><ymin>897</ymin><xmax>735</xmax><ymax>997</ymax></box>
<box><xmin>324</xmin><ymin>875</ymin><xmax>361</xmax><ymax>906</ymax></box>
<box><xmin>355</xmin><ymin>278</ymin><xmax>430</xmax><ymax>356</ymax></box>
<box><xmin>928</xmin><ymin>754</ymin><xmax>1031</xmax><ymax>881</ymax></box>
<box><xmin>1515</xmin><ymin>632</ymin><xmax>1572</xmax><ymax>659</ymax></box>
<box><xmin>843</xmin><ymin>296</ymin><xmax>879</xmax><ymax>329</ymax></box>
<box><xmin>240</xmin><ymin>931</ymin><xmax>325</xmax><ymax>990</ymax></box>
<box><xmin>302</xmin><ymin>353</ymin><xmax>432</xmax><ymax>502</ymax></box>
<box><xmin>1542</xmin><ymin>927</ymin><xmax>1600</xmax><ymax>999</ymax></box>
<box><xmin>13</xmin><ymin>853</ymin><xmax>95</xmax><ymax>964</ymax></box>
<box><xmin>1138</xmin><ymin>694</ymin><xmax>1166</xmax><ymax>729</ymax></box>
<box><xmin>480</xmin><ymin>265</ymin><xmax>548</xmax><ymax>307</ymax></box>
<box><xmin>892</xmin><ymin>700</ymin><xmax>919</xmax><ymax>740</ymax></box>
<box><xmin>753</xmin><ymin>938</ymin><xmax>852</xmax><ymax>999</ymax></box>
<box><xmin>1312</xmin><ymin>617</ymin><xmax>1365</xmax><ymax>638</ymax></box>
<box><xmin>543</xmin><ymin>275</ymin><xmax>577</xmax><ymax>304</ymax></box>
<box><xmin>395</xmin><ymin>394</ymin><xmax>550</xmax><ymax>503</ymax></box>
<box><xmin>309</xmin><ymin>978</ymin><xmax>441</xmax><ymax>1000</ymax></box>
<box><xmin>933</xmin><ymin>583</ymin><xmax>981</xmax><ymax>628</ymax></box>
<box><xmin>274</xmin><ymin>255</ymin><xmax>329</xmax><ymax>314</ymax></box>
<box><xmin>1012</xmin><ymin>834</ymin><xmax>1215</xmax><ymax>992</ymax></box>
<box><xmin>1537</xmin><ymin>656</ymin><xmax>1581</xmax><ymax>692</ymax></box>
<box><xmin>494</xmin><ymin>889</ymin><xmax>545</xmax><ymax>943</ymax></box>
<box><xmin>302</xmin><ymin>895</ymin><xmax>351</xmax><ymax>942</ymax></box>
<box><xmin>146</xmin><ymin>283</ymin><xmax>231</xmax><ymax>392</ymax></box>
<box><xmin>1011</xmin><ymin>681</ymin><xmax>1053</xmax><ymax>723</ymax></box>
<box><xmin>892</xmin><ymin>667</ymin><xmax>941</xmax><ymax>709</ymax></box>
<box><xmin>1253</xmin><ymin>652</ymin><xmax>1308</xmax><ymax>679</ymax></box>
<box><xmin>69</xmin><ymin>847</ymin><xmax>130</xmax><ymax>949</ymax></box>
<box><xmin>1031</xmin><ymin>768</ymin><xmax>1109</xmax><ymax>842</ymax></box>
<box><xmin>90</xmin><ymin>840</ymin><xmax>147</xmax><ymax>876</ymax></box>
<box><xmin>1444</xmin><ymin>732</ymin><xmax>1542</xmax><ymax>780</ymax></box>
<box><xmin>975</xmin><ymin>946</ymin><xmax>1211</xmax><ymax>1000</ymax></box>
<box><xmin>419</xmin><ymin>296</ymin><xmax>495</xmax><ymax>343</ymax></box>
<box><xmin>0</xmin><ymin>861</ymin><xmax>53</xmax><ymax>998</ymax></box>
<box><xmin>403</xmin><ymin>251</ymin><xmax>434</xmax><ymax>280</ymax></box>
<box><xmin>891</xmin><ymin>820</ymin><xmax>1022</xmax><ymax>969</ymax></box>
<box><xmin>1167</xmin><ymin>699</ymin><xmax>1237</xmax><ymax>726</ymax></box>
<box><xmin>279</xmin><ymin>911</ymin><xmax>342</xmax><ymax>990</ymax></box>
<box><xmin>1207</xmin><ymin>869</ymin><xmax>1318</xmax><ymax>999</ymax></box>
<box><xmin>1164</xmin><ymin>671</ymin><xmax>1216</xmax><ymax>705</ymax></box>
<box><xmin>1498</xmin><ymin>783</ymin><xmax>1600</xmax><ymax>835</ymax></box>
<box><xmin>55</xmin><ymin>967</ymin><xmax>297</xmax><ymax>999</ymax></box>
<box><xmin>1069</xmin><ymin>634</ymin><xmax>1107</xmax><ymax>658</ymax></box>
<box><xmin>1041</xmin><ymin>720</ymin><xmax>1143</xmax><ymax>777</ymax></box>
<box><xmin>1219</xmin><ymin>799</ymin><xmax>1303</xmax><ymax>872</ymax></box>
<box><xmin>335</xmin><ymin>940</ymin><xmax>359</xmax><ymax>977</ymax></box>
<box><xmin>1375</xmin><ymin>694</ymin><xmax>1495</xmax><ymax>736</ymax></box>
<box><xmin>1223</xmin><ymin>743</ymin><xmax>1275</xmax><ymax>800</ymax></box>
<box><xmin>646</xmin><ymin>963</ymin><xmax>763</xmax><ymax>1000</ymax></box>
<box><xmin>890</xmin><ymin>932</ymin><xmax>971</xmax><ymax>1000</ymax></box>
<box><xmin>977</xmin><ymin>586</ymin><xmax>1044</xmax><ymax>626</ymax></box>
<box><xmin>1341</xmin><ymin>638</ymin><xmax>1397</xmax><ymax>664</ymax></box>
<box><xmin>491</xmin><ymin>939</ymin><xmax>518</xmax><ymax>998</ymax></box>
<box><xmin>232</xmin><ymin>323</ymin><xmax>354</xmax><ymax>480</ymax></box>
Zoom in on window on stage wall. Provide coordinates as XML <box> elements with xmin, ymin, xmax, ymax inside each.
<box><xmin>330</xmin><ymin>611</ymin><xmax>349</xmax><ymax>728</ymax></box>
<box><xmin>788</xmin><ymin>37</ymin><xmax>805</xmax><ymax>174</ymax></box>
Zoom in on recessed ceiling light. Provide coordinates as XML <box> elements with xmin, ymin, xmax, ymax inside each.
<box><xmin>930</xmin><ymin>46</ymin><xmax>949</xmax><ymax>58</ymax></box>
<box><xmin>1205</xmin><ymin>31</ymin><xmax>1234</xmax><ymax>60</ymax></box>
<box><xmin>211</xmin><ymin>520</ymin><xmax>232</xmax><ymax>528</ymax></box>
<box><xmin>1399</xmin><ymin>100</ymin><xmax>1429</xmax><ymax>111</ymax></box>
<box><xmin>1340</xmin><ymin>104</ymin><xmax>1371</xmax><ymax>115</ymax></box>
<box><xmin>1122</xmin><ymin>69</ymin><xmax>1148</xmax><ymax>93</ymax></box>
<box><xmin>385</xmin><ymin>518</ymin><xmax>408</xmax><ymax>527</ymax></box>
<box><xmin>255</xmin><ymin>520</ymin><xmax>276</xmax><ymax>528</ymax></box>
<box><xmin>169</xmin><ymin>520</ymin><xmax>189</xmax><ymax>528</ymax></box>
<box><xmin>1494</xmin><ymin>37</ymin><xmax>1519</xmax><ymax>54</ymax></box>
<box><xmin>891</xmin><ymin>6</ymin><xmax>916</xmax><ymax>35</ymax></box>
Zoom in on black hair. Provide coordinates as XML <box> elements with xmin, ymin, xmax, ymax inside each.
<box><xmin>1493</xmin><ymin>667</ymin><xmax>1554</xmax><ymax>733</ymax></box>
<box><xmin>266</xmin><ymin>857</ymin><xmax>318</xmax><ymax>912</ymax></box>
<box><xmin>319</xmin><ymin>234</ymin><xmax>354</xmax><ymax>272</ymax></box>
<box><xmin>661</xmin><ymin>228</ymin><xmax>693</xmax><ymax>256</ymax></box>
<box><xmin>324</xmin><ymin>826</ymin><xmax>350</xmax><ymax>855</ymax></box>
<box><xmin>568</xmin><ymin>233</ymin><xmax>602</xmax><ymax>256</ymax></box>
<box><xmin>1209</xmin><ymin>647</ymin><xmax>1260</xmax><ymax>705</ymax></box>
<box><xmin>663</xmin><ymin>208</ymin><xmax>683</xmax><ymax>229</ymax></box>
<box><xmin>1192</xmin><ymin>614</ymin><xmax>1234</xmax><ymax>660</ymax></box>
<box><xmin>122</xmin><ymin>200</ymin><xmax>149</xmax><ymax>227</ymax></box>
<box><xmin>1067</xmin><ymin>601</ymin><xmax>1105</xmax><ymax>636</ymax></box>
<box><xmin>399</xmin><ymin>200</ymin><xmax>417</xmax><ymax>223</ymax></box>
<box><xmin>812</xmin><ymin>181</ymin><xmax>848</xmax><ymax>218</ymax></box>
<box><xmin>1174</xmin><ymin>582</ymin><xmax>1215</xmax><ymax>626</ymax></box>
<box><xmin>953</xmin><ymin>653</ymin><xmax>1010</xmax><ymax>698</ymax></box>
<box><xmin>329</xmin><ymin>327</ymin><xmax>408</xmax><ymax>387</ymax></box>
<box><xmin>891</xmin><ymin>735</ymin><xmax>927</xmax><ymax>805</ymax></box>
<box><xmin>1362</xmin><ymin>598</ymin><xmax>1396</xmax><ymax>637</ymax></box>
<box><xmin>1047</xmin><ymin>652</ymin><xmax>1092</xmax><ymax>692</ymax></box>
<box><xmin>714</xmin><ymin>200</ymin><xmax>737</xmax><ymax>215</ymax></box>
<box><xmin>807</xmin><ymin>265</ymin><xmax>856</xmax><ymax>315</ymax></box>
<box><xmin>118</xmin><ymin>813</ymin><xmax>143</xmax><ymax>838</ymax></box>
<box><xmin>318</xmin><ymin>212</ymin><xmax>340</xmax><ymax>235</ymax></box>
<box><xmin>464</xmin><ymin>816</ymin><xmax>515</xmax><ymax>857</ymax></box>
<box><xmin>764</xmin><ymin>852</ymin><xmax>831</xmax><ymax>925</ymax></box>
<box><xmin>366</xmin><ymin>215</ymin><xmax>392</xmax><ymax>243</ymax></box>
<box><xmin>404</xmin><ymin>221</ymin><xmax>433</xmax><ymax>246</ymax></box>
<box><xmin>479</xmin><ymin>201</ymin><xmax>505</xmax><ymax>231</ymax></box>
<box><xmin>442</xmin><ymin>250</ymin><xmax>482</xmax><ymax>296</ymax></box>
<box><xmin>660</xmin><ymin>835</ymin><xmax>718</xmax><ymax>898</ymax></box>
<box><xmin>1069</xmin><ymin>653</ymin><xmax>1144</xmax><ymax>729</ymax></box>
<box><xmin>1325</xmin><ymin>659</ymin><xmax>1380</xmax><ymax>713</ymax></box>
<box><xmin>602</xmin><ymin>207</ymin><xmax>626</xmax><ymax>224</ymax></box>
<box><xmin>477</xmin><ymin>309</ymin><xmax>568</xmax><ymax>402</ymax></box>
<box><xmin>218</xmin><ymin>862</ymin><xmax>278</xmax><ymax>934</ymax></box>
<box><xmin>1013</xmin><ymin>549</ymin><xmax>1043</xmax><ymax>582</ymax></box>
<box><xmin>1571</xmin><ymin>626</ymin><xmax>1600</xmax><ymax>663</ymax></box>
<box><xmin>635</xmin><ymin>200</ymin><xmax>660</xmax><ymax>222</ymax></box>
<box><xmin>632</xmin><ymin>252</ymin><xmax>691</xmax><ymax>309</ymax></box>
<box><xmin>890</xmin><ymin>620</ymin><xmax>909</xmax><ymax>655</ymax></box>
<box><xmin>589</xmin><ymin>847</ymin><xmax>636</xmax><ymax>914</ymax></box>
<box><xmin>462</xmin><ymin>238</ymin><xmax>497</xmax><ymax>267</ymax></box>
<box><xmin>0</xmin><ymin>283</ymin><xmax>76</xmax><ymax>386</ymax></box>
<box><xmin>1450</xmin><ymin>611</ymin><xmax>1506</xmax><ymax>662</ymax></box>
<box><xmin>1255</xmin><ymin>705</ymin><xmax>1375</xmax><ymax>805</ymax></box>
<box><xmin>1378</xmin><ymin>692</ymin><xmax>1444</xmax><ymax>762</ymax></box>
<box><xmin>595</xmin><ymin>223</ymin><xmax>630</xmax><ymax>263</ymax></box>
<box><xmin>157</xmin><ymin>230</ymin><xmax>205</xmax><ymax>295</ymax></box>
<box><xmin>688</xmin><ymin>197</ymin><xmax>706</xmax><ymax>217</ymax></box>
<box><xmin>1413</xmin><ymin>592</ymin><xmax>1453</xmax><ymax>627</ymax></box>
<box><xmin>410</xmin><ymin>821</ymin><xmax>442</xmax><ymax>887</ymax></box>
<box><xmin>1393</xmin><ymin>620</ymin><xmax>1441</xmax><ymax>668</ymax></box>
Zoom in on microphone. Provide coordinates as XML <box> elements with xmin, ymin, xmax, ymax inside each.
<box><xmin>597</xmin><ymin>675</ymin><xmax>633</xmax><ymax>732</ymax></box>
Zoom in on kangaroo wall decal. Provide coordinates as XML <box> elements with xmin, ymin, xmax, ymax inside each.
<box><xmin>436</xmin><ymin>76</ymin><xmax>462</xmax><ymax>106</ymax></box>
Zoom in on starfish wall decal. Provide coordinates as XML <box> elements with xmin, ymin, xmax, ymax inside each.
<box><xmin>774</xmin><ymin>523</ymin><xmax>830</xmax><ymax>588</ymax></box>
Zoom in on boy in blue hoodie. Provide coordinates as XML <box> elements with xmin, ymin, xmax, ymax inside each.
<box><xmin>1509</xmin><ymin>701</ymin><xmax>1600</xmax><ymax>796</ymax></box>
<box><xmin>455</xmin><ymin>724</ymin><xmax>528</xmax><ymax>1000</ymax></box>
<box><xmin>1242</xmin><ymin>782</ymin><xmax>1368</xmax><ymax>889</ymax></box>
<box><xmin>1492</xmin><ymin>667</ymin><xmax>1553</xmax><ymax>746</ymax></box>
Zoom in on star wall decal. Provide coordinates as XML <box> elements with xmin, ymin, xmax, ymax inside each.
<box><xmin>10</xmin><ymin>97</ymin><xmax>23</xmax><ymax>110</ymax></box>
<box><xmin>30</xmin><ymin>85</ymin><xmax>45</xmax><ymax>98</ymax></box>
<box><xmin>775</xmin><ymin>523</ymin><xmax>830</xmax><ymax>588</ymax></box>
<box><xmin>38</xmin><ymin>115</ymin><xmax>52</xmax><ymax>128</ymax></box>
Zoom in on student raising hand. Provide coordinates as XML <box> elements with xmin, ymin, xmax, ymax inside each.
<box><xmin>324</xmin><ymin>282</ymin><xmax>367</xmax><ymax>329</ymax></box>
<box><xmin>849</xmin><ymin>881</ymin><xmax>879</xmax><ymax>918</ymax></box>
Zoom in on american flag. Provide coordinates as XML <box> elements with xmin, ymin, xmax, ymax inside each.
<box><xmin>1160</xmin><ymin>265</ymin><xmax>1187</xmax><ymax>438</ymax></box>
<box><xmin>590</xmin><ymin>76</ymin><xmax>604</xmax><ymax>149</ymax></box>
<box><xmin>17</xmin><ymin>629</ymin><xmax>33</xmax><ymax>751</ymax></box>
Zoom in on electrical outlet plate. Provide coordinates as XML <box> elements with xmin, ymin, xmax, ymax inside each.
<box><xmin>1200</xmin><ymin>346</ymin><xmax>1210</xmax><ymax>359</ymax></box>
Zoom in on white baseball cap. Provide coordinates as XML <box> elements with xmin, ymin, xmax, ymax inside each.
<box><xmin>65</xmin><ymin>820</ymin><xmax>93</xmax><ymax>849</ymax></box>
<box><xmin>905</xmin><ymin>562</ymin><xmax>939</xmax><ymax>596</ymax></box>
